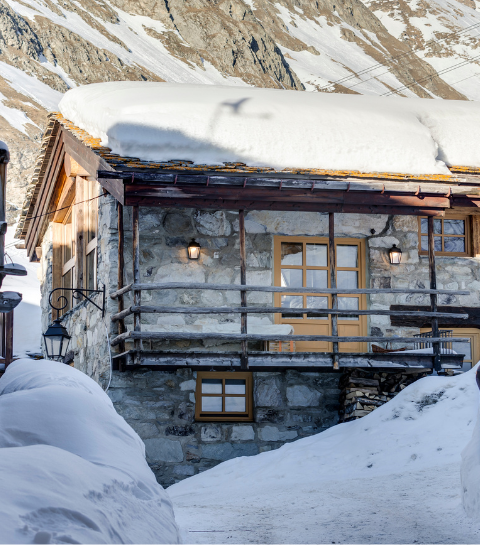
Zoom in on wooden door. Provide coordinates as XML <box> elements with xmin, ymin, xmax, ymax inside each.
<box><xmin>274</xmin><ymin>236</ymin><xmax>367</xmax><ymax>353</ymax></box>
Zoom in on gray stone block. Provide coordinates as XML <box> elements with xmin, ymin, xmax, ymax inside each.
<box><xmin>202</xmin><ymin>443</ymin><xmax>234</xmax><ymax>460</ymax></box>
<box><xmin>201</xmin><ymin>425</ymin><xmax>223</xmax><ymax>442</ymax></box>
<box><xmin>231</xmin><ymin>425</ymin><xmax>255</xmax><ymax>441</ymax></box>
<box><xmin>287</xmin><ymin>385</ymin><xmax>322</xmax><ymax>407</ymax></box>
<box><xmin>254</xmin><ymin>376</ymin><xmax>283</xmax><ymax>407</ymax></box>
<box><xmin>145</xmin><ymin>438</ymin><xmax>184</xmax><ymax>463</ymax></box>
<box><xmin>174</xmin><ymin>465</ymin><xmax>195</xmax><ymax>476</ymax></box>
<box><xmin>258</xmin><ymin>426</ymin><xmax>297</xmax><ymax>441</ymax></box>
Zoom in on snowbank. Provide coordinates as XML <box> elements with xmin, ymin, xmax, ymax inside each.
<box><xmin>170</xmin><ymin>366</ymin><xmax>480</xmax><ymax>543</ymax></box>
<box><xmin>0</xmin><ymin>140</ymin><xmax>8</xmax><ymax>152</ymax></box>
<box><xmin>0</xmin><ymin>359</ymin><xmax>180</xmax><ymax>544</ymax></box>
<box><xmin>59</xmin><ymin>82</ymin><xmax>480</xmax><ymax>175</ymax></box>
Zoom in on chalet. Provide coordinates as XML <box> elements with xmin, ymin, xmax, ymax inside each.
<box><xmin>16</xmin><ymin>83</ymin><xmax>480</xmax><ymax>485</ymax></box>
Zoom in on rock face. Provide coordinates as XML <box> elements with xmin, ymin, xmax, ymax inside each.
<box><xmin>2</xmin><ymin>0</ymin><xmax>480</xmax><ymax>219</ymax></box>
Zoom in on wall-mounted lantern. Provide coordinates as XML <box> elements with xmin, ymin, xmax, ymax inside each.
<box><xmin>389</xmin><ymin>244</ymin><xmax>402</xmax><ymax>264</ymax></box>
<box><xmin>42</xmin><ymin>319</ymin><xmax>71</xmax><ymax>361</ymax></box>
<box><xmin>188</xmin><ymin>239</ymin><xmax>201</xmax><ymax>260</ymax></box>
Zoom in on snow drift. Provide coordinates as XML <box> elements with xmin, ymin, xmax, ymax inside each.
<box><xmin>0</xmin><ymin>359</ymin><xmax>180</xmax><ymax>544</ymax></box>
<box><xmin>170</xmin><ymin>367</ymin><xmax>480</xmax><ymax>543</ymax></box>
<box><xmin>59</xmin><ymin>82</ymin><xmax>480</xmax><ymax>175</ymax></box>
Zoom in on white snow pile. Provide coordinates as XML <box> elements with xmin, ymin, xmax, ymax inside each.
<box><xmin>170</xmin><ymin>366</ymin><xmax>480</xmax><ymax>544</ymax></box>
<box><xmin>0</xmin><ymin>140</ymin><xmax>8</xmax><ymax>151</ymax></box>
<box><xmin>0</xmin><ymin>359</ymin><xmax>180</xmax><ymax>544</ymax></box>
<box><xmin>59</xmin><ymin>82</ymin><xmax>480</xmax><ymax>175</ymax></box>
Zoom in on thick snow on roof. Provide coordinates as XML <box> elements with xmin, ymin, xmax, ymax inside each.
<box><xmin>0</xmin><ymin>359</ymin><xmax>179</xmax><ymax>544</ymax></box>
<box><xmin>59</xmin><ymin>82</ymin><xmax>480</xmax><ymax>175</ymax></box>
<box><xmin>170</xmin><ymin>366</ymin><xmax>480</xmax><ymax>542</ymax></box>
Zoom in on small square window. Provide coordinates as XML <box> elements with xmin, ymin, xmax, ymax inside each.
<box><xmin>195</xmin><ymin>372</ymin><xmax>253</xmax><ymax>421</ymax></box>
<box><xmin>418</xmin><ymin>216</ymin><xmax>470</xmax><ymax>257</ymax></box>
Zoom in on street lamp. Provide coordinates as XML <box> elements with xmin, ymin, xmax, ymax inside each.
<box><xmin>389</xmin><ymin>244</ymin><xmax>402</xmax><ymax>264</ymax></box>
<box><xmin>42</xmin><ymin>319</ymin><xmax>71</xmax><ymax>361</ymax></box>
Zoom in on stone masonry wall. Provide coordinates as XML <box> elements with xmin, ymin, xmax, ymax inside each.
<box><xmin>107</xmin><ymin>368</ymin><xmax>340</xmax><ymax>486</ymax></box>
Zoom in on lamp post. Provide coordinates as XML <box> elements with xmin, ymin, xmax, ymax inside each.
<box><xmin>42</xmin><ymin>319</ymin><xmax>71</xmax><ymax>361</ymax></box>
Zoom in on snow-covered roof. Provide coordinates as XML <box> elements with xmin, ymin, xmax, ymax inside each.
<box><xmin>59</xmin><ymin>82</ymin><xmax>480</xmax><ymax>176</ymax></box>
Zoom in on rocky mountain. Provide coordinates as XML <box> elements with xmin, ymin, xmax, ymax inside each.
<box><xmin>1</xmin><ymin>0</ymin><xmax>480</xmax><ymax>221</ymax></box>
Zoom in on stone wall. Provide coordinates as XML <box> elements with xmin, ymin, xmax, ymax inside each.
<box><xmin>107</xmin><ymin>368</ymin><xmax>340</xmax><ymax>486</ymax></box>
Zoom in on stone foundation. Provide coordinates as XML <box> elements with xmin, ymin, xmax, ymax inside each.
<box><xmin>107</xmin><ymin>368</ymin><xmax>340</xmax><ymax>486</ymax></box>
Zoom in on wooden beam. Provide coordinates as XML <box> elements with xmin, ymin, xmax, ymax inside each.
<box><xmin>239</xmin><ymin>209</ymin><xmax>248</xmax><ymax>370</ymax></box>
<box><xmin>329</xmin><ymin>212</ymin><xmax>339</xmax><ymax>370</ymax></box>
<box><xmin>52</xmin><ymin>176</ymin><xmax>75</xmax><ymax>223</ymax></box>
<box><xmin>132</xmin><ymin>205</ymin><xmax>141</xmax><ymax>364</ymax></box>
<box><xmin>390</xmin><ymin>305</ymin><xmax>474</xmax><ymax>327</ymax></box>
<box><xmin>111</xmin><ymin>305</ymin><xmax>468</xmax><ymax>321</ymax></box>
<box><xmin>124</xmin><ymin>196</ymin><xmax>446</xmax><ymax>217</ymax></box>
<box><xmin>110</xmin><ymin>330</ymin><xmax>470</xmax><ymax>347</ymax></box>
<box><xmin>75</xmin><ymin>176</ymin><xmax>85</xmax><ymax>289</ymax></box>
<box><xmin>64</xmin><ymin>154</ymin><xmax>91</xmax><ymax>177</ymax></box>
<box><xmin>51</xmin><ymin>223</ymin><xmax>62</xmax><ymax>321</ymax></box>
<box><xmin>117</xmin><ymin>202</ymin><xmax>126</xmax><ymax>361</ymax></box>
<box><xmin>428</xmin><ymin>216</ymin><xmax>440</xmax><ymax>371</ymax></box>
<box><xmin>4</xmin><ymin>310</ymin><xmax>13</xmax><ymax>368</ymax></box>
<box><xmin>116</xmin><ymin>350</ymin><xmax>463</xmax><ymax>370</ymax></box>
<box><xmin>109</xmin><ymin>281</ymin><xmax>469</xmax><ymax>298</ymax></box>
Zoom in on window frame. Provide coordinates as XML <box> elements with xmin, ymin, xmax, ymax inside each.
<box><xmin>195</xmin><ymin>371</ymin><xmax>253</xmax><ymax>422</ymax></box>
<box><xmin>420</xmin><ymin>327</ymin><xmax>480</xmax><ymax>371</ymax></box>
<box><xmin>418</xmin><ymin>215</ymin><xmax>471</xmax><ymax>257</ymax></box>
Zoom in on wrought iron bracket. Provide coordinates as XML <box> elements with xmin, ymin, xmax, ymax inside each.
<box><xmin>49</xmin><ymin>284</ymin><xmax>106</xmax><ymax>317</ymax></box>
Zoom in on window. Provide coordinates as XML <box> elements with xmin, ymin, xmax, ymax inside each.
<box><xmin>420</xmin><ymin>328</ymin><xmax>480</xmax><ymax>372</ymax></box>
<box><xmin>419</xmin><ymin>216</ymin><xmax>471</xmax><ymax>256</ymax></box>
<box><xmin>274</xmin><ymin>237</ymin><xmax>367</xmax><ymax>353</ymax></box>
<box><xmin>61</xmin><ymin>209</ymin><xmax>75</xmax><ymax>315</ymax></box>
<box><xmin>195</xmin><ymin>372</ymin><xmax>253</xmax><ymax>421</ymax></box>
<box><xmin>85</xmin><ymin>180</ymin><xmax>98</xmax><ymax>291</ymax></box>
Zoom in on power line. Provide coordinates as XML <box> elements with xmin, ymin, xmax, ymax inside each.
<box><xmin>24</xmin><ymin>193</ymin><xmax>105</xmax><ymax>222</ymax></box>
<box><xmin>381</xmin><ymin>52</ymin><xmax>480</xmax><ymax>96</ymax></box>
<box><xmin>320</xmin><ymin>19</ymin><xmax>480</xmax><ymax>91</ymax></box>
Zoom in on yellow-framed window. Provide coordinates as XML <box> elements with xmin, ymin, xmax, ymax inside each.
<box><xmin>60</xmin><ymin>207</ymin><xmax>75</xmax><ymax>315</ymax></box>
<box><xmin>421</xmin><ymin>328</ymin><xmax>480</xmax><ymax>372</ymax></box>
<box><xmin>195</xmin><ymin>372</ymin><xmax>253</xmax><ymax>422</ymax></box>
<box><xmin>419</xmin><ymin>216</ymin><xmax>471</xmax><ymax>256</ymax></box>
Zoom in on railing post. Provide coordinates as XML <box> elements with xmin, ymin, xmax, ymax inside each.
<box><xmin>239</xmin><ymin>209</ymin><xmax>248</xmax><ymax>369</ymax></box>
<box><xmin>117</xmin><ymin>202</ymin><xmax>126</xmax><ymax>368</ymax></box>
<box><xmin>329</xmin><ymin>212</ymin><xmax>339</xmax><ymax>370</ymax></box>
<box><xmin>428</xmin><ymin>216</ymin><xmax>441</xmax><ymax>372</ymax></box>
<box><xmin>132</xmin><ymin>205</ymin><xmax>141</xmax><ymax>365</ymax></box>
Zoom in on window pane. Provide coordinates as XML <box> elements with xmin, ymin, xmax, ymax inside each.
<box><xmin>281</xmin><ymin>295</ymin><xmax>303</xmax><ymax>318</ymax></box>
<box><xmin>281</xmin><ymin>243</ymin><xmax>303</xmax><ymax>266</ymax></box>
<box><xmin>306</xmin><ymin>269</ymin><xmax>328</xmax><ymax>289</ymax></box>
<box><xmin>62</xmin><ymin>269</ymin><xmax>72</xmax><ymax>315</ymax></box>
<box><xmin>444</xmin><ymin>219</ymin><xmax>465</xmax><ymax>235</ymax></box>
<box><xmin>444</xmin><ymin>237</ymin><xmax>465</xmax><ymax>253</ymax></box>
<box><xmin>452</xmin><ymin>340</ymin><xmax>471</xmax><ymax>361</ymax></box>
<box><xmin>306</xmin><ymin>296</ymin><xmax>328</xmax><ymax>319</ymax></box>
<box><xmin>281</xmin><ymin>269</ymin><xmax>303</xmax><ymax>288</ymax></box>
<box><xmin>202</xmin><ymin>396</ymin><xmax>223</xmax><ymax>411</ymax></box>
<box><xmin>86</xmin><ymin>250</ymin><xmax>96</xmax><ymax>291</ymax></box>
<box><xmin>306</xmin><ymin>244</ymin><xmax>327</xmax><ymax>266</ymax></box>
<box><xmin>337</xmin><ymin>245</ymin><xmax>358</xmax><ymax>268</ymax></box>
<box><xmin>434</xmin><ymin>219</ymin><xmax>442</xmax><ymax>234</ymax></box>
<box><xmin>338</xmin><ymin>297</ymin><xmax>359</xmax><ymax>320</ymax></box>
<box><xmin>225</xmin><ymin>379</ymin><xmax>246</xmax><ymax>394</ymax></box>
<box><xmin>421</xmin><ymin>236</ymin><xmax>428</xmax><ymax>251</ymax></box>
<box><xmin>337</xmin><ymin>270</ymin><xmax>358</xmax><ymax>289</ymax></box>
<box><xmin>64</xmin><ymin>220</ymin><xmax>72</xmax><ymax>263</ymax></box>
<box><xmin>87</xmin><ymin>182</ymin><xmax>98</xmax><ymax>243</ymax></box>
<box><xmin>225</xmin><ymin>397</ymin><xmax>246</xmax><ymax>412</ymax></box>
<box><xmin>202</xmin><ymin>379</ymin><xmax>223</xmax><ymax>394</ymax></box>
<box><xmin>421</xmin><ymin>218</ymin><xmax>428</xmax><ymax>234</ymax></box>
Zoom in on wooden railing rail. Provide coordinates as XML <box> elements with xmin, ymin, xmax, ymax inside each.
<box><xmin>110</xmin><ymin>331</ymin><xmax>470</xmax><ymax>348</ymax></box>
<box><xmin>111</xmin><ymin>305</ymin><xmax>468</xmax><ymax>322</ymax></box>
<box><xmin>109</xmin><ymin>282</ymin><xmax>469</xmax><ymax>299</ymax></box>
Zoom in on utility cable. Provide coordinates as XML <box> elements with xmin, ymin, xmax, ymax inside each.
<box><xmin>320</xmin><ymin>19</ymin><xmax>480</xmax><ymax>90</ymax></box>
<box><xmin>24</xmin><ymin>193</ymin><xmax>106</xmax><ymax>222</ymax></box>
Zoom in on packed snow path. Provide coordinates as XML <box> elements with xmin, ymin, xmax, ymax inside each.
<box><xmin>170</xmin><ymin>368</ymin><xmax>480</xmax><ymax>544</ymax></box>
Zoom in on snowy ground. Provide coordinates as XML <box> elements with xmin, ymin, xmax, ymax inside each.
<box><xmin>2</xmin><ymin>223</ymin><xmax>41</xmax><ymax>357</ymax></box>
<box><xmin>0</xmin><ymin>359</ymin><xmax>179</xmax><ymax>544</ymax></box>
<box><xmin>170</xmin><ymin>367</ymin><xmax>480</xmax><ymax>544</ymax></box>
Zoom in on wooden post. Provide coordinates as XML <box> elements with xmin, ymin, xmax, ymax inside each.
<box><xmin>75</xmin><ymin>176</ymin><xmax>85</xmax><ymax>290</ymax></box>
<box><xmin>239</xmin><ymin>209</ymin><xmax>248</xmax><ymax>369</ymax></box>
<box><xmin>117</xmin><ymin>203</ymin><xmax>126</xmax><ymax>368</ymax></box>
<box><xmin>132</xmin><ymin>205</ymin><xmax>141</xmax><ymax>365</ymax></box>
<box><xmin>428</xmin><ymin>216</ymin><xmax>441</xmax><ymax>372</ymax></box>
<box><xmin>329</xmin><ymin>212</ymin><xmax>339</xmax><ymax>370</ymax></box>
<box><xmin>5</xmin><ymin>310</ymin><xmax>13</xmax><ymax>369</ymax></box>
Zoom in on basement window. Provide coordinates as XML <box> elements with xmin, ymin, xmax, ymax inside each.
<box><xmin>195</xmin><ymin>372</ymin><xmax>253</xmax><ymax>422</ymax></box>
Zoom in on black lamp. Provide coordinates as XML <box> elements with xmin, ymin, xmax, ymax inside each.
<box><xmin>389</xmin><ymin>244</ymin><xmax>402</xmax><ymax>264</ymax></box>
<box><xmin>43</xmin><ymin>319</ymin><xmax>71</xmax><ymax>362</ymax></box>
<box><xmin>187</xmin><ymin>239</ymin><xmax>201</xmax><ymax>260</ymax></box>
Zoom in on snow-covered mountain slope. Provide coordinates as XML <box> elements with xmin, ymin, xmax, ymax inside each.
<box><xmin>169</xmin><ymin>366</ymin><xmax>480</xmax><ymax>543</ymax></box>
<box><xmin>1</xmin><ymin>0</ymin><xmax>480</xmax><ymax>218</ymax></box>
<box><xmin>0</xmin><ymin>359</ymin><xmax>180</xmax><ymax>544</ymax></box>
